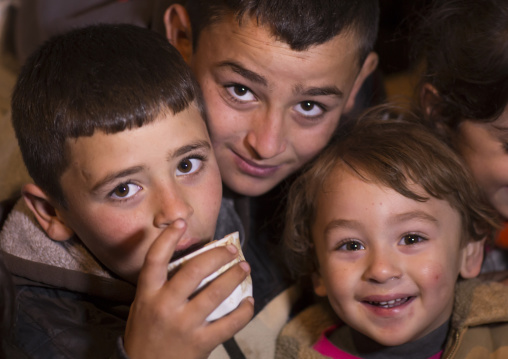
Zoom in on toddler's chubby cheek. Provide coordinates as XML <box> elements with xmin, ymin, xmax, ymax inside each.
<box><xmin>418</xmin><ymin>262</ymin><xmax>453</xmax><ymax>290</ymax></box>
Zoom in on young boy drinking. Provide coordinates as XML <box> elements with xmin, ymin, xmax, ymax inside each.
<box><xmin>1</xmin><ymin>24</ymin><xmax>252</xmax><ymax>358</ymax></box>
<box><xmin>277</xmin><ymin>109</ymin><xmax>508</xmax><ymax>358</ymax></box>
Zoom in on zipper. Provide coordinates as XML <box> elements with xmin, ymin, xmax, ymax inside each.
<box><xmin>443</xmin><ymin>331</ymin><xmax>462</xmax><ymax>359</ymax></box>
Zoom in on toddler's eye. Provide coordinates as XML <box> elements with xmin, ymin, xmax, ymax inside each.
<box><xmin>338</xmin><ymin>240</ymin><xmax>365</xmax><ymax>251</ymax></box>
<box><xmin>176</xmin><ymin>158</ymin><xmax>202</xmax><ymax>176</ymax></box>
<box><xmin>399</xmin><ymin>234</ymin><xmax>425</xmax><ymax>246</ymax></box>
<box><xmin>110</xmin><ymin>183</ymin><xmax>141</xmax><ymax>199</ymax></box>
<box><xmin>294</xmin><ymin>101</ymin><xmax>324</xmax><ymax>117</ymax></box>
<box><xmin>226</xmin><ymin>84</ymin><xmax>256</xmax><ymax>102</ymax></box>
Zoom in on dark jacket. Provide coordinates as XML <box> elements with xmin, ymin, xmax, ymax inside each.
<box><xmin>0</xmin><ymin>196</ymin><xmax>299</xmax><ymax>359</ymax></box>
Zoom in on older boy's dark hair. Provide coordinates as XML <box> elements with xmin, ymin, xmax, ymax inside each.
<box><xmin>284</xmin><ymin>107</ymin><xmax>500</xmax><ymax>279</ymax></box>
<box><xmin>12</xmin><ymin>23</ymin><xmax>205</xmax><ymax>206</ymax></box>
<box><xmin>415</xmin><ymin>0</ymin><xmax>508</xmax><ymax>131</ymax></box>
<box><xmin>186</xmin><ymin>0</ymin><xmax>379</xmax><ymax>64</ymax></box>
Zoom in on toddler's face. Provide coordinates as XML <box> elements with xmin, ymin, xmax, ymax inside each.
<box><xmin>188</xmin><ymin>14</ymin><xmax>376</xmax><ymax>196</ymax></box>
<box><xmin>55</xmin><ymin>106</ymin><xmax>222</xmax><ymax>284</ymax></box>
<box><xmin>456</xmin><ymin>107</ymin><xmax>508</xmax><ymax>220</ymax></box>
<box><xmin>311</xmin><ymin>167</ymin><xmax>479</xmax><ymax>346</ymax></box>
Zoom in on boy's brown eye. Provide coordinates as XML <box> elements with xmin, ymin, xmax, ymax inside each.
<box><xmin>110</xmin><ymin>183</ymin><xmax>141</xmax><ymax>199</ymax></box>
<box><xmin>400</xmin><ymin>234</ymin><xmax>425</xmax><ymax>246</ymax></box>
<box><xmin>345</xmin><ymin>242</ymin><xmax>362</xmax><ymax>251</ymax></box>
<box><xmin>176</xmin><ymin>158</ymin><xmax>203</xmax><ymax>176</ymax></box>
<box><xmin>177</xmin><ymin>159</ymin><xmax>193</xmax><ymax>173</ymax></box>
<box><xmin>301</xmin><ymin>101</ymin><xmax>315</xmax><ymax>111</ymax></box>
<box><xmin>337</xmin><ymin>240</ymin><xmax>365</xmax><ymax>251</ymax></box>
<box><xmin>113</xmin><ymin>184</ymin><xmax>129</xmax><ymax>197</ymax></box>
<box><xmin>234</xmin><ymin>85</ymin><xmax>248</xmax><ymax>96</ymax></box>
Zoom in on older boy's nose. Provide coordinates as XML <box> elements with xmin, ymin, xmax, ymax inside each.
<box><xmin>363</xmin><ymin>250</ymin><xmax>402</xmax><ymax>284</ymax></box>
<box><xmin>153</xmin><ymin>188</ymin><xmax>193</xmax><ymax>228</ymax></box>
<box><xmin>245</xmin><ymin>110</ymin><xmax>287</xmax><ymax>159</ymax></box>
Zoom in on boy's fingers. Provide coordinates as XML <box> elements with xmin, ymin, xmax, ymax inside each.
<box><xmin>185</xmin><ymin>260</ymin><xmax>251</xmax><ymax>325</ymax></box>
<box><xmin>136</xmin><ymin>219</ymin><xmax>186</xmax><ymax>292</ymax></box>
<box><xmin>163</xmin><ymin>246</ymin><xmax>244</xmax><ymax>305</ymax></box>
<box><xmin>199</xmin><ymin>297</ymin><xmax>254</xmax><ymax>347</ymax></box>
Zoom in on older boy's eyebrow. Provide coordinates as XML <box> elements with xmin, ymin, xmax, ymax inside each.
<box><xmin>92</xmin><ymin>166</ymin><xmax>144</xmax><ymax>193</ymax></box>
<box><xmin>217</xmin><ymin>61</ymin><xmax>267</xmax><ymax>86</ymax></box>
<box><xmin>169</xmin><ymin>141</ymin><xmax>211</xmax><ymax>160</ymax></box>
<box><xmin>296</xmin><ymin>85</ymin><xmax>344</xmax><ymax>98</ymax></box>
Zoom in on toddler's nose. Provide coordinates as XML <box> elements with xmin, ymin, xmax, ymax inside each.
<box><xmin>363</xmin><ymin>249</ymin><xmax>402</xmax><ymax>284</ymax></box>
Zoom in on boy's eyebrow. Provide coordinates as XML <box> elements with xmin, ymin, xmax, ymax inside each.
<box><xmin>296</xmin><ymin>85</ymin><xmax>344</xmax><ymax>98</ymax></box>
<box><xmin>217</xmin><ymin>61</ymin><xmax>267</xmax><ymax>86</ymax></box>
<box><xmin>92</xmin><ymin>166</ymin><xmax>144</xmax><ymax>193</ymax></box>
<box><xmin>389</xmin><ymin>210</ymin><xmax>439</xmax><ymax>225</ymax></box>
<box><xmin>324</xmin><ymin>219</ymin><xmax>360</xmax><ymax>235</ymax></box>
<box><xmin>493</xmin><ymin>124</ymin><xmax>508</xmax><ymax>133</ymax></box>
<box><xmin>323</xmin><ymin>211</ymin><xmax>439</xmax><ymax>235</ymax></box>
<box><xmin>92</xmin><ymin>141</ymin><xmax>211</xmax><ymax>193</ymax></box>
<box><xmin>218</xmin><ymin>61</ymin><xmax>343</xmax><ymax>98</ymax></box>
<box><xmin>169</xmin><ymin>140</ymin><xmax>211</xmax><ymax>160</ymax></box>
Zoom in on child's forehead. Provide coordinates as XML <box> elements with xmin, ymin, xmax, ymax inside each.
<box><xmin>315</xmin><ymin>166</ymin><xmax>463</xmax><ymax>228</ymax></box>
<box><xmin>63</xmin><ymin>106</ymin><xmax>208</xmax><ymax>166</ymax></box>
<box><xmin>321</xmin><ymin>164</ymin><xmax>427</xmax><ymax>202</ymax></box>
<box><xmin>200</xmin><ymin>12</ymin><xmax>361</xmax><ymax>63</ymax></box>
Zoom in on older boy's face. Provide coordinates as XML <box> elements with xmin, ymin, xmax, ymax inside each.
<box><xmin>188</xmin><ymin>15</ymin><xmax>374</xmax><ymax>196</ymax></box>
<box><xmin>456</xmin><ymin>108</ymin><xmax>508</xmax><ymax>220</ymax></box>
<box><xmin>311</xmin><ymin>167</ymin><xmax>476</xmax><ymax>346</ymax></box>
<box><xmin>55</xmin><ymin>106</ymin><xmax>222</xmax><ymax>284</ymax></box>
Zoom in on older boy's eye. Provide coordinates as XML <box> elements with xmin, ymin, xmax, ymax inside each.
<box><xmin>226</xmin><ymin>84</ymin><xmax>256</xmax><ymax>102</ymax></box>
<box><xmin>294</xmin><ymin>101</ymin><xmax>324</xmax><ymax>118</ymax></box>
<box><xmin>176</xmin><ymin>158</ymin><xmax>202</xmax><ymax>176</ymax></box>
<box><xmin>399</xmin><ymin>234</ymin><xmax>425</xmax><ymax>246</ymax></box>
<box><xmin>338</xmin><ymin>240</ymin><xmax>365</xmax><ymax>251</ymax></box>
<box><xmin>110</xmin><ymin>183</ymin><xmax>141</xmax><ymax>199</ymax></box>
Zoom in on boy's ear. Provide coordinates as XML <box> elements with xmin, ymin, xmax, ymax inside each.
<box><xmin>164</xmin><ymin>4</ymin><xmax>193</xmax><ymax>63</ymax></box>
<box><xmin>420</xmin><ymin>83</ymin><xmax>441</xmax><ymax>118</ymax></box>
<box><xmin>312</xmin><ymin>272</ymin><xmax>328</xmax><ymax>297</ymax></box>
<box><xmin>459</xmin><ymin>238</ymin><xmax>485</xmax><ymax>279</ymax></box>
<box><xmin>22</xmin><ymin>183</ymin><xmax>74</xmax><ymax>242</ymax></box>
<box><xmin>344</xmin><ymin>52</ymin><xmax>379</xmax><ymax>114</ymax></box>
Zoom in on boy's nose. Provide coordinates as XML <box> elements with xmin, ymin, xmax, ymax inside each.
<box><xmin>363</xmin><ymin>250</ymin><xmax>402</xmax><ymax>284</ymax></box>
<box><xmin>153</xmin><ymin>187</ymin><xmax>193</xmax><ymax>228</ymax></box>
<box><xmin>245</xmin><ymin>109</ymin><xmax>287</xmax><ymax>159</ymax></box>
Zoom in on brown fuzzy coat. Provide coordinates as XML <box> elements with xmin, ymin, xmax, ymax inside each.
<box><xmin>276</xmin><ymin>279</ymin><xmax>508</xmax><ymax>359</ymax></box>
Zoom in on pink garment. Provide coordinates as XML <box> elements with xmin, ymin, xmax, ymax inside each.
<box><xmin>312</xmin><ymin>326</ymin><xmax>443</xmax><ymax>359</ymax></box>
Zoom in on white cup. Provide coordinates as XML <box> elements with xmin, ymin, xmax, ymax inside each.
<box><xmin>167</xmin><ymin>232</ymin><xmax>253</xmax><ymax>321</ymax></box>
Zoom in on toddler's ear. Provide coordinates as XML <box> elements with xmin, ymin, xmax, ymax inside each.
<box><xmin>164</xmin><ymin>4</ymin><xmax>192</xmax><ymax>63</ymax></box>
<box><xmin>420</xmin><ymin>83</ymin><xmax>441</xmax><ymax>118</ymax></box>
<box><xmin>459</xmin><ymin>238</ymin><xmax>485</xmax><ymax>279</ymax></box>
<box><xmin>312</xmin><ymin>272</ymin><xmax>328</xmax><ymax>297</ymax></box>
<box><xmin>22</xmin><ymin>183</ymin><xmax>74</xmax><ymax>242</ymax></box>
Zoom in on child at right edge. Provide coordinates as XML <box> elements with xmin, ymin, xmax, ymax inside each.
<box><xmin>276</xmin><ymin>108</ymin><xmax>508</xmax><ymax>358</ymax></box>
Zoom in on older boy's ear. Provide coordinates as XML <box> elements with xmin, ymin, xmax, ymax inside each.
<box><xmin>312</xmin><ymin>272</ymin><xmax>328</xmax><ymax>297</ymax></box>
<box><xmin>344</xmin><ymin>52</ymin><xmax>379</xmax><ymax>114</ymax></box>
<box><xmin>22</xmin><ymin>183</ymin><xmax>74</xmax><ymax>242</ymax></box>
<box><xmin>164</xmin><ymin>4</ymin><xmax>193</xmax><ymax>63</ymax></box>
<box><xmin>420</xmin><ymin>83</ymin><xmax>441</xmax><ymax>118</ymax></box>
<box><xmin>460</xmin><ymin>239</ymin><xmax>485</xmax><ymax>279</ymax></box>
